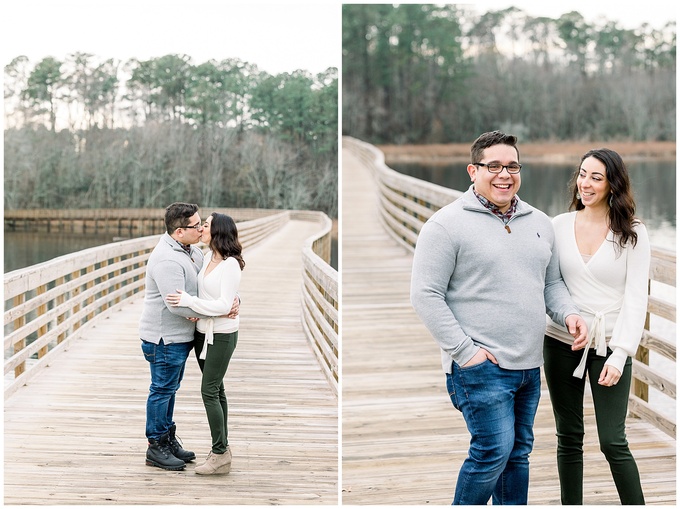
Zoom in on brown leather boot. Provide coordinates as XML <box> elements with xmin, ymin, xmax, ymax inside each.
<box><xmin>195</xmin><ymin>447</ymin><xmax>232</xmax><ymax>475</ymax></box>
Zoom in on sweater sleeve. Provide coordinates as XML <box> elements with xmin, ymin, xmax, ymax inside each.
<box><xmin>605</xmin><ymin>223</ymin><xmax>651</xmax><ymax>373</ymax></box>
<box><xmin>154</xmin><ymin>259</ymin><xmax>208</xmax><ymax>319</ymax></box>
<box><xmin>178</xmin><ymin>258</ymin><xmax>241</xmax><ymax>316</ymax></box>
<box><xmin>410</xmin><ymin>220</ymin><xmax>479</xmax><ymax>367</ymax></box>
<box><xmin>544</xmin><ymin>217</ymin><xmax>581</xmax><ymax>325</ymax></box>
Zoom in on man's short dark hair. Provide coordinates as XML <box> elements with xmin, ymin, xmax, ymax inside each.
<box><xmin>165</xmin><ymin>202</ymin><xmax>199</xmax><ymax>234</ymax></box>
<box><xmin>470</xmin><ymin>131</ymin><xmax>520</xmax><ymax>163</ymax></box>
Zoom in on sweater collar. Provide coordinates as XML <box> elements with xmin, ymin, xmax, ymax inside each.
<box><xmin>162</xmin><ymin>232</ymin><xmax>194</xmax><ymax>256</ymax></box>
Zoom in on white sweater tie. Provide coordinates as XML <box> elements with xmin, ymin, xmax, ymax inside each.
<box><xmin>572</xmin><ymin>295</ymin><xmax>622</xmax><ymax>379</ymax></box>
<box><xmin>199</xmin><ymin>318</ymin><xmax>215</xmax><ymax>360</ymax></box>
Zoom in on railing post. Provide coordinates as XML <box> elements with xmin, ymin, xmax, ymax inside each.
<box><xmin>85</xmin><ymin>265</ymin><xmax>95</xmax><ymax>322</ymax></box>
<box><xmin>56</xmin><ymin>276</ymin><xmax>67</xmax><ymax>344</ymax></box>
<box><xmin>634</xmin><ymin>280</ymin><xmax>652</xmax><ymax>402</ymax></box>
<box><xmin>113</xmin><ymin>256</ymin><xmax>122</xmax><ymax>305</ymax></box>
<box><xmin>100</xmin><ymin>259</ymin><xmax>110</xmax><ymax>313</ymax></box>
<box><xmin>37</xmin><ymin>284</ymin><xmax>48</xmax><ymax>359</ymax></box>
<box><xmin>13</xmin><ymin>294</ymin><xmax>26</xmax><ymax>378</ymax></box>
<box><xmin>71</xmin><ymin>270</ymin><xmax>82</xmax><ymax>333</ymax></box>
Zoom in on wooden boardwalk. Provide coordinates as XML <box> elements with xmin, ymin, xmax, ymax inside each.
<box><xmin>341</xmin><ymin>147</ymin><xmax>676</xmax><ymax>505</ymax></box>
<box><xmin>4</xmin><ymin>219</ymin><xmax>338</xmax><ymax>505</ymax></box>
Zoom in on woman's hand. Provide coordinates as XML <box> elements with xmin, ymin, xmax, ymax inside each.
<box><xmin>166</xmin><ymin>290</ymin><xmax>184</xmax><ymax>307</ymax></box>
<box><xmin>226</xmin><ymin>296</ymin><xmax>240</xmax><ymax>318</ymax></box>
<box><xmin>598</xmin><ymin>365</ymin><xmax>622</xmax><ymax>386</ymax></box>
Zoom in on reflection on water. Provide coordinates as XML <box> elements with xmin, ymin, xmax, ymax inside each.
<box><xmin>391</xmin><ymin>160</ymin><xmax>676</xmax><ymax>250</ymax></box>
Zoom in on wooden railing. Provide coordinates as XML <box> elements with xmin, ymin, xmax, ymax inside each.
<box><xmin>4</xmin><ymin>236</ymin><xmax>157</xmax><ymax>399</ymax></box>
<box><xmin>4</xmin><ymin>210</ymin><xmax>340</xmax><ymax>399</ymax></box>
<box><xmin>344</xmin><ymin>137</ymin><xmax>463</xmax><ymax>252</ymax></box>
<box><xmin>293</xmin><ymin>211</ymin><xmax>339</xmax><ymax>397</ymax></box>
<box><xmin>344</xmin><ymin>136</ymin><xmax>677</xmax><ymax>438</ymax></box>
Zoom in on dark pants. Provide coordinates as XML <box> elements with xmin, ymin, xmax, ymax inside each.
<box><xmin>194</xmin><ymin>330</ymin><xmax>238</xmax><ymax>454</ymax></box>
<box><xmin>543</xmin><ymin>337</ymin><xmax>644</xmax><ymax>505</ymax></box>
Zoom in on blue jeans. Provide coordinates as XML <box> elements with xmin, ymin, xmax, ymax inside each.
<box><xmin>141</xmin><ymin>339</ymin><xmax>193</xmax><ymax>440</ymax></box>
<box><xmin>446</xmin><ymin>360</ymin><xmax>541</xmax><ymax>505</ymax></box>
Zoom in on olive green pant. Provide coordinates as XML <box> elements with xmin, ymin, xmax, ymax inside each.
<box><xmin>543</xmin><ymin>337</ymin><xmax>644</xmax><ymax>505</ymax></box>
<box><xmin>194</xmin><ymin>330</ymin><xmax>238</xmax><ymax>455</ymax></box>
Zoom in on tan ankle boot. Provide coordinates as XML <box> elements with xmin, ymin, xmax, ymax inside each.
<box><xmin>195</xmin><ymin>447</ymin><xmax>232</xmax><ymax>475</ymax></box>
<box><xmin>200</xmin><ymin>450</ymin><xmax>213</xmax><ymax>464</ymax></box>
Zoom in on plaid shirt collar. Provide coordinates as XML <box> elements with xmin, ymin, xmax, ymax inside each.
<box><xmin>175</xmin><ymin>239</ymin><xmax>192</xmax><ymax>255</ymax></box>
<box><xmin>473</xmin><ymin>187</ymin><xmax>518</xmax><ymax>224</ymax></box>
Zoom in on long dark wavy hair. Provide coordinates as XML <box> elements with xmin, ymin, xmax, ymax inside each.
<box><xmin>209</xmin><ymin>213</ymin><xmax>245</xmax><ymax>270</ymax></box>
<box><xmin>568</xmin><ymin>148</ymin><xmax>639</xmax><ymax>250</ymax></box>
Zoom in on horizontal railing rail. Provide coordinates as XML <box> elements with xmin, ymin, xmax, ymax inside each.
<box><xmin>344</xmin><ymin>136</ymin><xmax>676</xmax><ymax>438</ymax></box>
<box><xmin>4</xmin><ymin>211</ymin><xmax>290</xmax><ymax>399</ymax></box>
<box><xmin>293</xmin><ymin>211</ymin><xmax>339</xmax><ymax>397</ymax></box>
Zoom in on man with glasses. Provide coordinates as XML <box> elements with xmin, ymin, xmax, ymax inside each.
<box><xmin>410</xmin><ymin>131</ymin><xmax>587</xmax><ymax>504</ymax></box>
<box><xmin>140</xmin><ymin>202</ymin><xmax>237</xmax><ymax>470</ymax></box>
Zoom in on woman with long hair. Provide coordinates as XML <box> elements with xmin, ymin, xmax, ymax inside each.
<box><xmin>544</xmin><ymin>148</ymin><xmax>650</xmax><ymax>504</ymax></box>
<box><xmin>167</xmin><ymin>212</ymin><xmax>245</xmax><ymax>476</ymax></box>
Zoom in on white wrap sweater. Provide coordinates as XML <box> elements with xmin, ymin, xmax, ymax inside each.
<box><xmin>178</xmin><ymin>253</ymin><xmax>241</xmax><ymax>359</ymax></box>
<box><xmin>545</xmin><ymin>211</ymin><xmax>651</xmax><ymax>378</ymax></box>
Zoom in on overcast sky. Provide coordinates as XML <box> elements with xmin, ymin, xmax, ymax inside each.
<box><xmin>2</xmin><ymin>0</ymin><xmax>341</xmax><ymax>75</ymax></box>
<box><xmin>475</xmin><ymin>0</ymin><xmax>675</xmax><ymax>29</ymax></box>
<box><xmin>1</xmin><ymin>1</ymin><xmax>674</xmax><ymax>74</ymax></box>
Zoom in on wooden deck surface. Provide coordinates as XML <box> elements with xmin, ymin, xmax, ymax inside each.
<box><xmin>4</xmin><ymin>219</ymin><xmax>338</xmax><ymax>505</ymax></box>
<box><xmin>341</xmin><ymin>147</ymin><xmax>676</xmax><ymax>505</ymax></box>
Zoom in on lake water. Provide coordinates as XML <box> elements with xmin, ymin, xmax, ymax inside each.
<box><xmin>3</xmin><ymin>231</ymin><xmax>122</xmax><ymax>273</ymax></box>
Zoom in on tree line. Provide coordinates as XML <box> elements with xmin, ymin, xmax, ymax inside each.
<box><xmin>4</xmin><ymin>54</ymin><xmax>338</xmax><ymax>217</ymax></box>
<box><xmin>342</xmin><ymin>5</ymin><xmax>676</xmax><ymax>144</ymax></box>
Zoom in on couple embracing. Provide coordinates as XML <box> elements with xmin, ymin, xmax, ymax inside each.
<box><xmin>411</xmin><ymin>131</ymin><xmax>650</xmax><ymax>505</ymax></box>
<box><xmin>139</xmin><ymin>202</ymin><xmax>245</xmax><ymax>475</ymax></box>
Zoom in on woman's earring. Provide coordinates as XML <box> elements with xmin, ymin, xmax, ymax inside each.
<box><xmin>576</xmin><ymin>192</ymin><xmax>581</xmax><ymax>200</ymax></box>
<box><xmin>609</xmin><ymin>194</ymin><xmax>613</xmax><ymax>206</ymax></box>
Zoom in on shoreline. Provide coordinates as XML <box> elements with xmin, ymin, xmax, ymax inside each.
<box><xmin>377</xmin><ymin>141</ymin><xmax>676</xmax><ymax>164</ymax></box>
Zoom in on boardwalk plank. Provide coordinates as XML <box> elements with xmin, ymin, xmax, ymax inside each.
<box><xmin>4</xmin><ymin>219</ymin><xmax>338</xmax><ymax>505</ymax></box>
<box><xmin>341</xmin><ymin>147</ymin><xmax>676</xmax><ymax>505</ymax></box>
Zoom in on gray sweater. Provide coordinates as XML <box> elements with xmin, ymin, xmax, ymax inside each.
<box><xmin>139</xmin><ymin>233</ymin><xmax>206</xmax><ymax>344</ymax></box>
<box><xmin>410</xmin><ymin>187</ymin><xmax>579</xmax><ymax>372</ymax></box>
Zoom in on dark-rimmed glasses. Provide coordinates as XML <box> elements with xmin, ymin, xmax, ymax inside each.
<box><xmin>474</xmin><ymin>162</ymin><xmax>522</xmax><ymax>174</ymax></box>
<box><xmin>179</xmin><ymin>221</ymin><xmax>203</xmax><ymax>231</ymax></box>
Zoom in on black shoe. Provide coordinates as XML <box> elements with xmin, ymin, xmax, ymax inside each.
<box><xmin>146</xmin><ymin>434</ymin><xmax>186</xmax><ymax>470</ymax></box>
<box><xmin>167</xmin><ymin>424</ymin><xmax>196</xmax><ymax>462</ymax></box>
